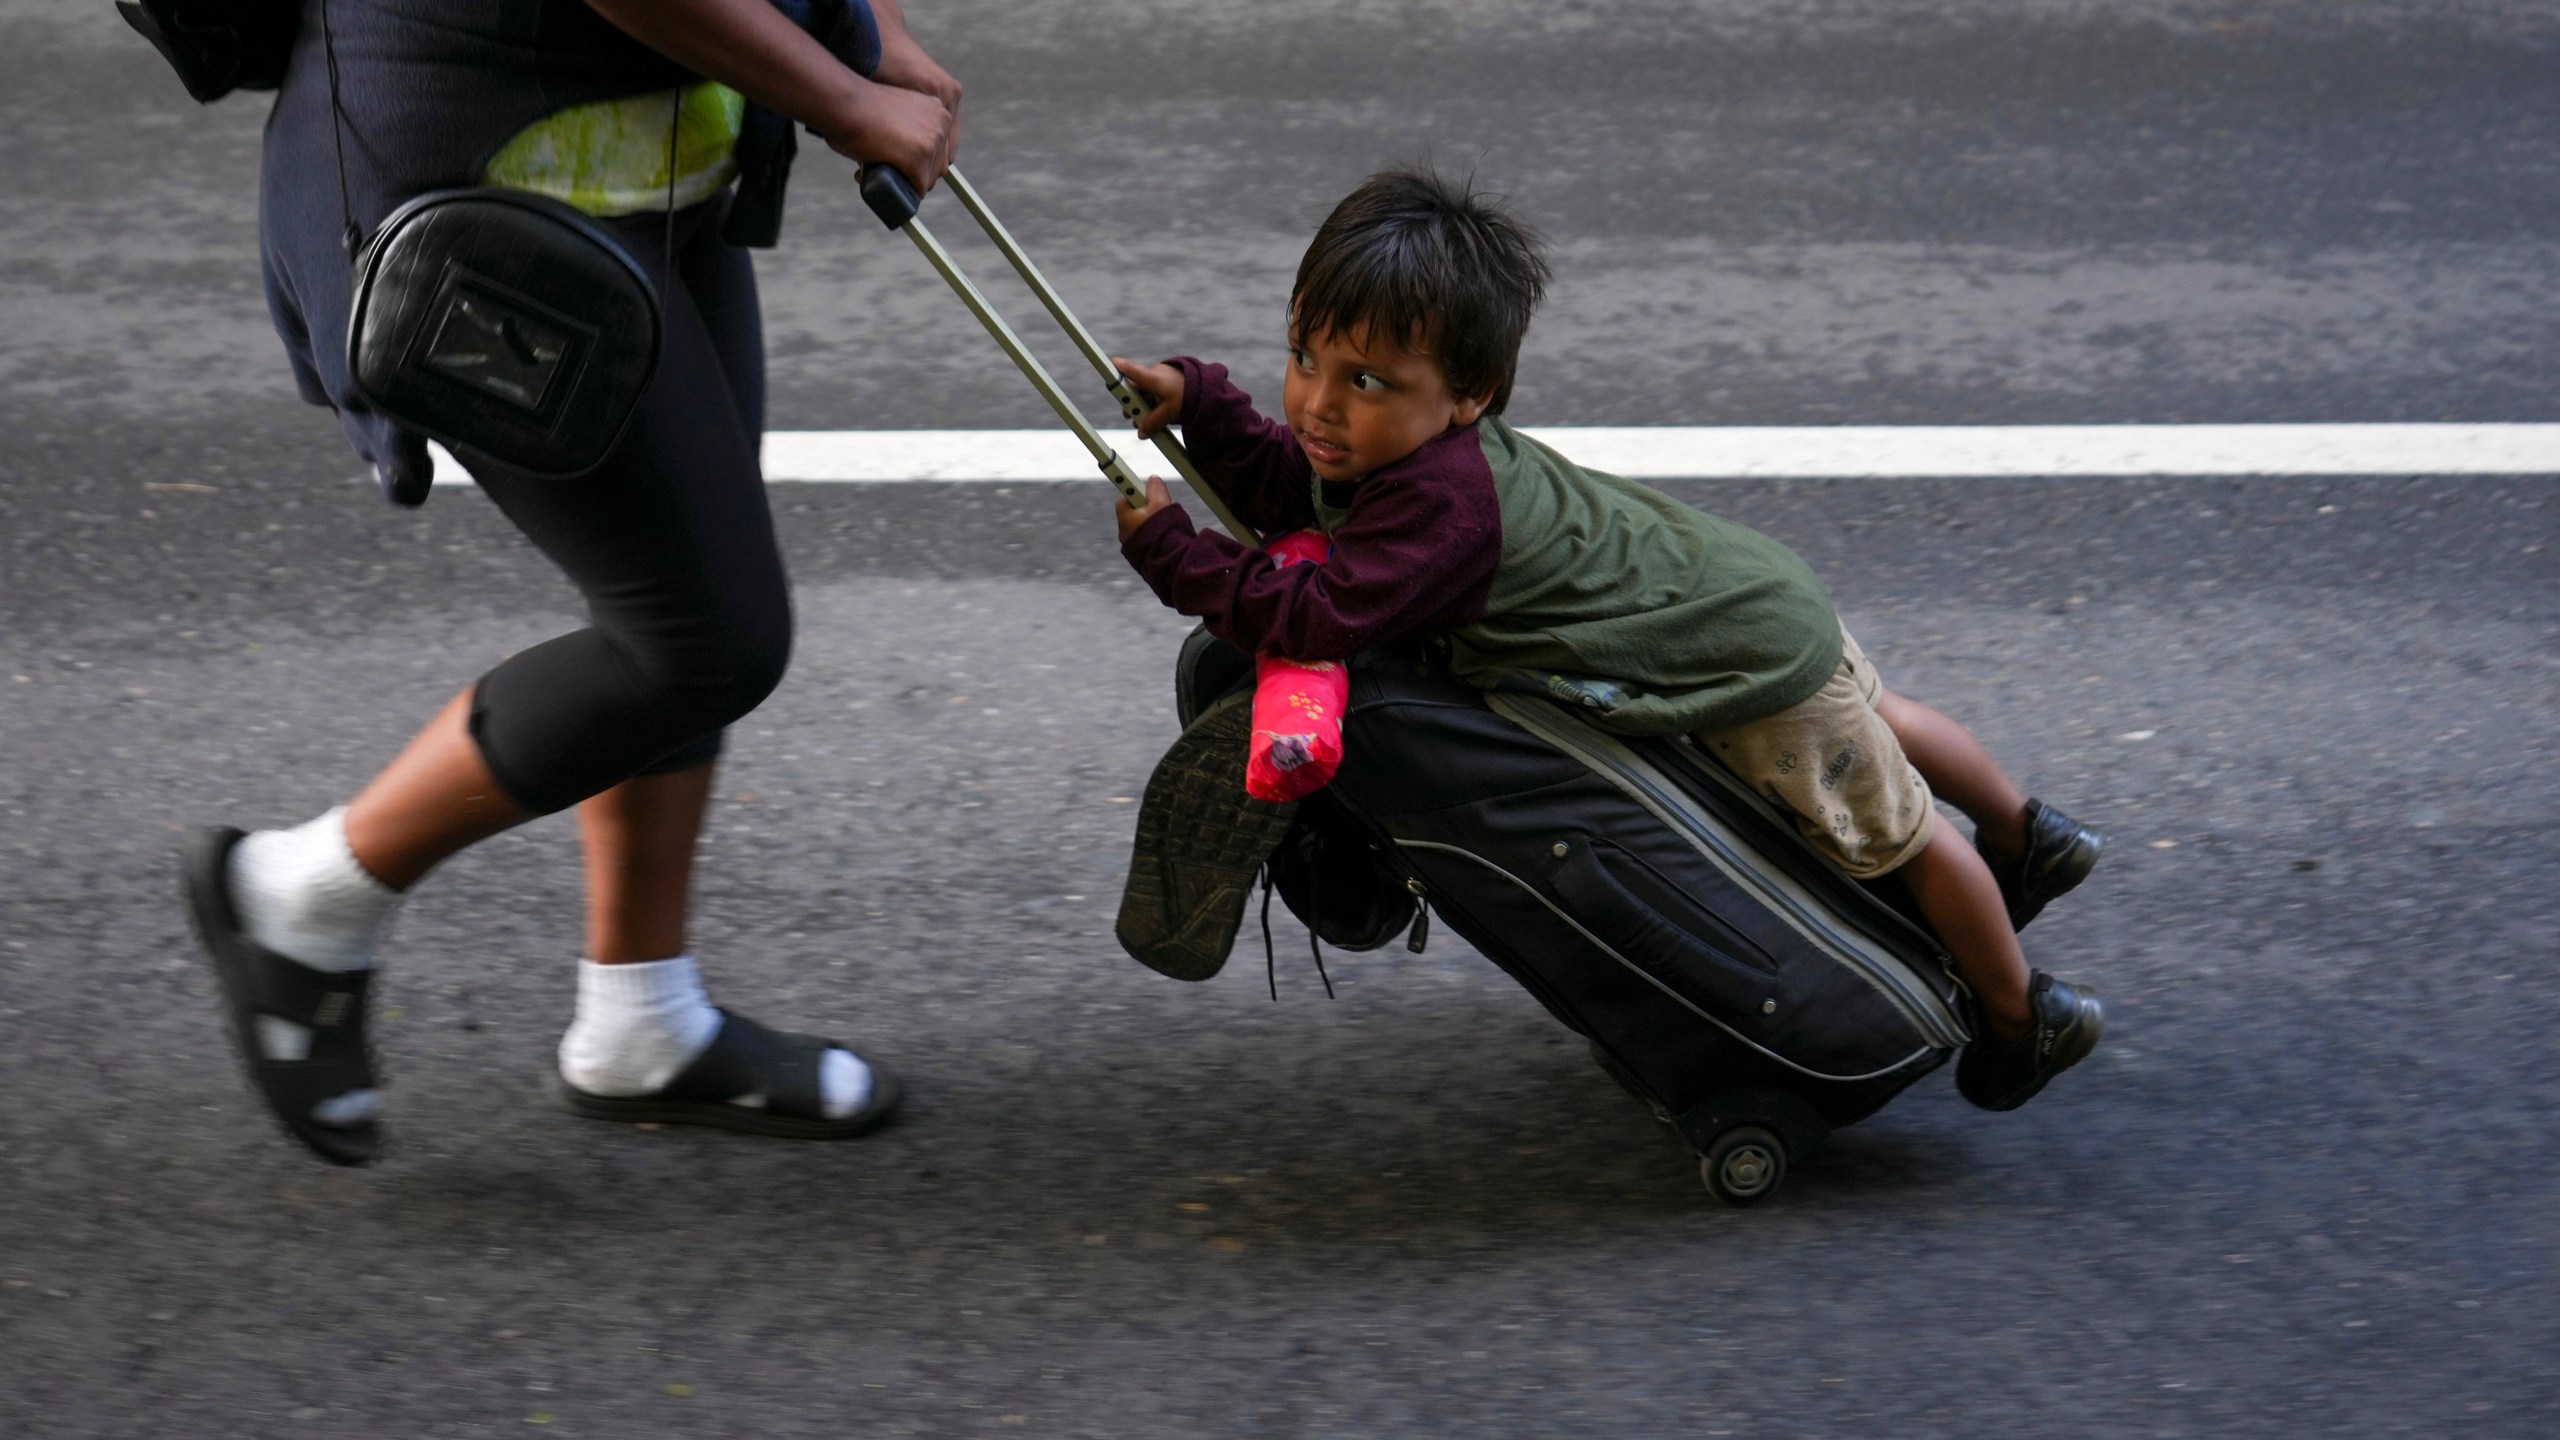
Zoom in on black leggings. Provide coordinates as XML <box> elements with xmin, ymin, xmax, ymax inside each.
<box><xmin>465</xmin><ymin>201</ymin><xmax>789</xmax><ymax>814</ymax></box>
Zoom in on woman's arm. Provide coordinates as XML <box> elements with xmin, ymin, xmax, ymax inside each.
<box><xmin>867</xmin><ymin>0</ymin><xmax>964</xmax><ymax>170</ymax></box>
<box><xmin>583</xmin><ymin>0</ymin><xmax>960</xmax><ymax>187</ymax></box>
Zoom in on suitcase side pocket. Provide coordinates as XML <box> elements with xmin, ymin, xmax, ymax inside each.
<box><xmin>1546</xmin><ymin>838</ymin><xmax>1784</xmax><ymax>1023</ymax></box>
<box><xmin>1397</xmin><ymin>836</ymin><xmax>1934</xmax><ymax>1085</ymax></box>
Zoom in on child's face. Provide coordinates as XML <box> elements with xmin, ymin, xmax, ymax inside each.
<box><xmin>1282</xmin><ymin>320</ymin><xmax>1489</xmax><ymax>482</ymax></box>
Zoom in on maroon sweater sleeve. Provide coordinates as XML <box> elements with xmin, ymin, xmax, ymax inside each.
<box><xmin>1120</xmin><ymin>419</ymin><xmax>1503</xmax><ymax>663</ymax></box>
<box><xmin>1162</xmin><ymin>357</ymin><xmax>1319</xmax><ymax>536</ymax></box>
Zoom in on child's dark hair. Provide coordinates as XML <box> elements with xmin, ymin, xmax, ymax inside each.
<box><xmin>1291</xmin><ymin>168</ymin><xmax>1550</xmax><ymax>414</ymax></box>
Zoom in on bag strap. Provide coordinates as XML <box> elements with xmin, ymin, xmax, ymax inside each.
<box><xmin>319</xmin><ymin>0</ymin><xmax>359</xmax><ymax>259</ymax></box>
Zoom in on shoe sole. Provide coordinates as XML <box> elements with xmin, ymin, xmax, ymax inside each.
<box><xmin>1115</xmin><ymin>691</ymin><xmax>1300</xmax><ymax>980</ymax></box>
<box><xmin>558</xmin><ymin>1063</ymin><xmax>904</xmax><ymax>1140</ymax></box>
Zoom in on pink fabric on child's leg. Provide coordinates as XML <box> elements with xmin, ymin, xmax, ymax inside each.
<box><xmin>1246</xmin><ymin>531</ymin><xmax>1351</xmax><ymax>803</ymax></box>
<box><xmin>1248</xmin><ymin>655</ymin><xmax>1348</xmax><ymax>801</ymax></box>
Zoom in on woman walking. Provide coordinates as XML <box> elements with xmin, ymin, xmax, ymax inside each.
<box><xmin>183</xmin><ymin>0</ymin><xmax>961</xmax><ymax>1164</ymax></box>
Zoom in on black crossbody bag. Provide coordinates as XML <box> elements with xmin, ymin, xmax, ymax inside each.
<box><xmin>120</xmin><ymin>0</ymin><xmax>658</xmax><ymax>479</ymax></box>
<box><xmin>342</xmin><ymin>185</ymin><xmax>665</xmax><ymax>482</ymax></box>
<box><xmin>321</xmin><ymin>0</ymin><xmax>666</xmax><ymax>481</ymax></box>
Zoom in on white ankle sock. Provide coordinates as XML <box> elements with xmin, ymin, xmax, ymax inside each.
<box><xmin>557</xmin><ymin>955</ymin><xmax>872</xmax><ymax>1119</ymax></box>
<box><xmin>229</xmin><ymin>808</ymin><xmax>402</xmax><ymax>973</ymax></box>
<box><xmin>228</xmin><ymin>808</ymin><xmax>400</xmax><ymax>1128</ymax></box>
<box><xmin>559</xmin><ymin>955</ymin><xmax>723</xmax><ymax>1096</ymax></box>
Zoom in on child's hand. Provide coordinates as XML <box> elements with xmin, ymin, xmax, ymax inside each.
<box><xmin>1111</xmin><ymin>357</ymin><xmax>1185</xmax><ymax>438</ymax></box>
<box><xmin>1116</xmin><ymin>475</ymin><xmax>1178</xmax><ymax>542</ymax></box>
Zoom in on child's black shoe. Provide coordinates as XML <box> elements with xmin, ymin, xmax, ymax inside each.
<box><xmin>1956</xmin><ymin>971</ymin><xmax>2105</xmax><ymax>1112</ymax></box>
<box><xmin>1114</xmin><ymin>691</ymin><xmax>1299</xmax><ymax>981</ymax></box>
<box><xmin>1977</xmin><ymin>798</ymin><xmax>2103</xmax><ymax>931</ymax></box>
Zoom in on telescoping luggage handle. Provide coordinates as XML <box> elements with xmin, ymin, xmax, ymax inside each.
<box><xmin>860</xmin><ymin>164</ymin><xmax>1263</xmax><ymax>547</ymax></box>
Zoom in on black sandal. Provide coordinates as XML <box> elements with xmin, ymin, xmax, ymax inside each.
<box><xmin>559</xmin><ymin>1009</ymin><xmax>903</xmax><ymax>1139</ymax></box>
<box><xmin>182</xmin><ymin>826</ymin><xmax>384</xmax><ymax>1167</ymax></box>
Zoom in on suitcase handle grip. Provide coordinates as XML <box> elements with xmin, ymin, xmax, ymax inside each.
<box><xmin>860</xmin><ymin>164</ymin><xmax>922</xmax><ymax>230</ymax></box>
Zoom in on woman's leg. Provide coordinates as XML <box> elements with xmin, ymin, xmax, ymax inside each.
<box><xmin>578</xmin><ymin>763</ymin><xmax>716</xmax><ymax>964</ymax></box>
<box><xmin>558</xmin><ymin>755</ymin><xmax>884</xmax><ymax>1128</ymax></box>
<box><xmin>204</xmin><ymin>206</ymin><xmax>849</xmax><ymax>1156</ymax></box>
<box><xmin>560</xmin><ymin>208</ymin><xmax>763</xmax><ymax>966</ymax></box>
<box><xmin>323</xmin><ymin>200</ymin><xmax>775</xmax><ymax>902</ymax></box>
<box><xmin>328</xmin><ymin>224</ymin><xmax>773</xmax><ymax>893</ymax></box>
<box><xmin>333</xmin><ymin>702</ymin><xmax>723</xmax><ymax>960</ymax></box>
<box><xmin>341</xmin><ymin>691</ymin><xmax>538</xmax><ymax>891</ymax></box>
<box><xmin>525</xmin><ymin>220</ymin><xmax>875</xmax><ymax>1127</ymax></box>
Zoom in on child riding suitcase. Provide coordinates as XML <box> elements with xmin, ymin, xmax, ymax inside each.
<box><xmin>857</xmin><ymin>162</ymin><xmax>2103</xmax><ymax>1206</ymax></box>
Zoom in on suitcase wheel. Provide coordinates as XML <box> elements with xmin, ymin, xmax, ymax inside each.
<box><xmin>1699</xmin><ymin>1124</ymin><xmax>1787</xmax><ymax>1206</ymax></box>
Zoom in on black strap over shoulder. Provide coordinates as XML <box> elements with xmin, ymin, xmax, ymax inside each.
<box><xmin>117</xmin><ymin>0</ymin><xmax>298</xmax><ymax>104</ymax></box>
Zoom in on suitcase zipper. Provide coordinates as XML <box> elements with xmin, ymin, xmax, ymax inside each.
<box><xmin>1405</xmin><ymin>878</ymin><xmax>1431</xmax><ymax>953</ymax></box>
<box><xmin>1395</xmin><ymin>839</ymin><xmax>1939</xmax><ymax>1085</ymax></box>
<box><xmin>1487</xmin><ymin>695</ymin><xmax>1970</xmax><ymax>1050</ymax></box>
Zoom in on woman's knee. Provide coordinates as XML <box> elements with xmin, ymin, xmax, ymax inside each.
<box><xmin>690</xmin><ymin>591</ymin><xmax>793</xmax><ymax>724</ymax></box>
<box><xmin>616</xmin><ymin>584</ymin><xmax>792</xmax><ymax>730</ymax></box>
<box><xmin>715</xmin><ymin>595</ymin><xmax>793</xmax><ymax>718</ymax></box>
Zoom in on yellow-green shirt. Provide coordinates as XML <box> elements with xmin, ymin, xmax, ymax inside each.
<box><xmin>482</xmin><ymin>82</ymin><xmax>746</xmax><ymax>217</ymax></box>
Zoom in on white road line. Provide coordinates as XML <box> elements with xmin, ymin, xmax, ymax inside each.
<box><xmin>429</xmin><ymin>424</ymin><xmax>2560</xmax><ymax>486</ymax></box>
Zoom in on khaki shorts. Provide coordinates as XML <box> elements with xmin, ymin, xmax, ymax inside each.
<box><xmin>1693</xmin><ymin>630</ymin><xmax>1934</xmax><ymax>879</ymax></box>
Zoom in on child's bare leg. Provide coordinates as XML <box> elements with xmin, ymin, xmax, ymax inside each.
<box><xmin>1876</xmin><ymin>686</ymin><xmax>2105</xmax><ymax>933</ymax></box>
<box><xmin>1872</xmin><ymin>688</ymin><xmax>2029</xmax><ymax>857</ymax></box>
<box><xmin>1898</xmin><ymin>823</ymin><xmax>2031</xmax><ymax>1037</ymax></box>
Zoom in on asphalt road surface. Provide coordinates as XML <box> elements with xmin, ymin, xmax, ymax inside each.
<box><xmin>3</xmin><ymin>2</ymin><xmax>2556</xmax><ymax>1436</ymax></box>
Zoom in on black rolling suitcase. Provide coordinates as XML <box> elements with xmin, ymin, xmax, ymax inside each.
<box><xmin>1181</xmin><ymin>632</ymin><xmax>1976</xmax><ymax>1206</ymax></box>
